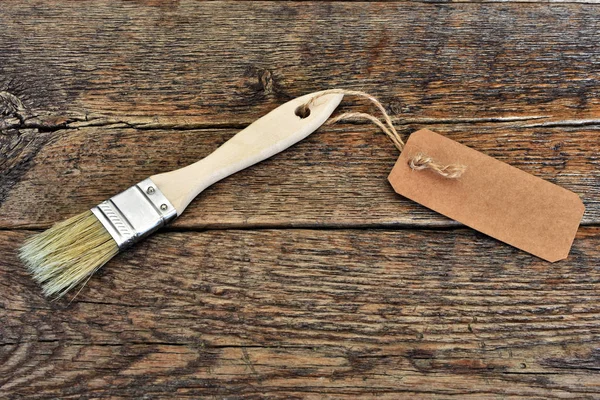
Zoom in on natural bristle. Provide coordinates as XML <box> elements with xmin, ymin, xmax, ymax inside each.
<box><xmin>19</xmin><ymin>210</ymin><xmax>119</xmax><ymax>298</ymax></box>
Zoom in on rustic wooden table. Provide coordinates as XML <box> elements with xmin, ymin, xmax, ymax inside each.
<box><xmin>2</xmin><ymin>1</ymin><xmax>599</xmax><ymax>398</ymax></box>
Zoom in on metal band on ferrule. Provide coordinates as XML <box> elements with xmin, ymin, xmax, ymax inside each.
<box><xmin>91</xmin><ymin>178</ymin><xmax>177</xmax><ymax>250</ymax></box>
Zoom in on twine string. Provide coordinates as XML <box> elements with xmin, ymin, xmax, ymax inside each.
<box><xmin>303</xmin><ymin>89</ymin><xmax>466</xmax><ymax>179</ymax></box>
<box><xmin>408</xmin><ymin>153</ymin><xmax>466</xmax><ymax>179</ymax></box>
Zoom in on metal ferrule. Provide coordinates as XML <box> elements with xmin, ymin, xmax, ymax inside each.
<box><xmin>91</xmin><ymin>178</ymin><xmax>177</xmax><ymax>250</ymax></box>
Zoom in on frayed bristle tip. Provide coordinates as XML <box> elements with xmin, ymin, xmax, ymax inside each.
<box><xmin>19</xmin><ymin>210</ymin><xmax>118</xmax><ymax>298</ymax></box>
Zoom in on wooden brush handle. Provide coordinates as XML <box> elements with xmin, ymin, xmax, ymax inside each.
<box><xmin>150</xmin><ymin>91</ymin><xmax>343</xmax><ymax>215</ymax></box>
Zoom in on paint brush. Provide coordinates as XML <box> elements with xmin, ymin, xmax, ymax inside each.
<box><xmin>20</xmin><ymin>91</ymin><xmax>343</xmax><ymax>298</ymax></box>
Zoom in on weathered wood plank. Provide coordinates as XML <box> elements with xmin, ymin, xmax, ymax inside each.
<box><xmin>1</xmin><ymin>1</ymin><xmax>600</xmax><ymax>127</ymax></box>
<box><xmin>1</xmin><ymin>123</ymin><xmax>597</xmax><ymax>228</ymax></box>
<box><xmin>2</xmin><ymin>1</ymin><xmax>600</xmax><ymax>398</ymax></box>
<box><xmin>1</xmin><ymin>228</ymin><xmax>599</xmax><ymax>398</ymax></box>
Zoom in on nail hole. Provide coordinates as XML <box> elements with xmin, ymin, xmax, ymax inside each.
<box><xmin>295</xmin><ymin>105</ymin><xmax>311</xmax><ymax>119</ymax></box>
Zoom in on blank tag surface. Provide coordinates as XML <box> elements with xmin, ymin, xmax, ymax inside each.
<box><xmin>388</xmin><ymin>129</ymin><xmax>584</xmax><ymax>262</ymax></box>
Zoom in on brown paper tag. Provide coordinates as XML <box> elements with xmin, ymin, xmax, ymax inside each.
<box><xmin>388</xmin><ymin>129</ymin><xmax>585</xmax><ymax>262</ymax></box>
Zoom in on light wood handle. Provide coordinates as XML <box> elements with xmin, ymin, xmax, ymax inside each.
<box><xmin>150</xmin><ymin>91</ymin><xmax>344</xmax><ymax>215</ymax></box>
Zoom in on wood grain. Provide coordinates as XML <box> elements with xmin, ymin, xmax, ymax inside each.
<box><xmin>2</xmin><ymin>228</ymin><xmax>600</xmax><ymax>398</ymax></box>
<box><xmin>1</xmin><ymin>1</ymin><xmax>600</xmax><ymax>126</ymax></box>
<box><xmin>1</xmin><ymin>122</ymin><xmax>597</xmax><ymax>228</ymax></box>
<box><xmin>2</xmin><ymin>1</ymin><xmax>599</xmax><ymax>398</ymax></box>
